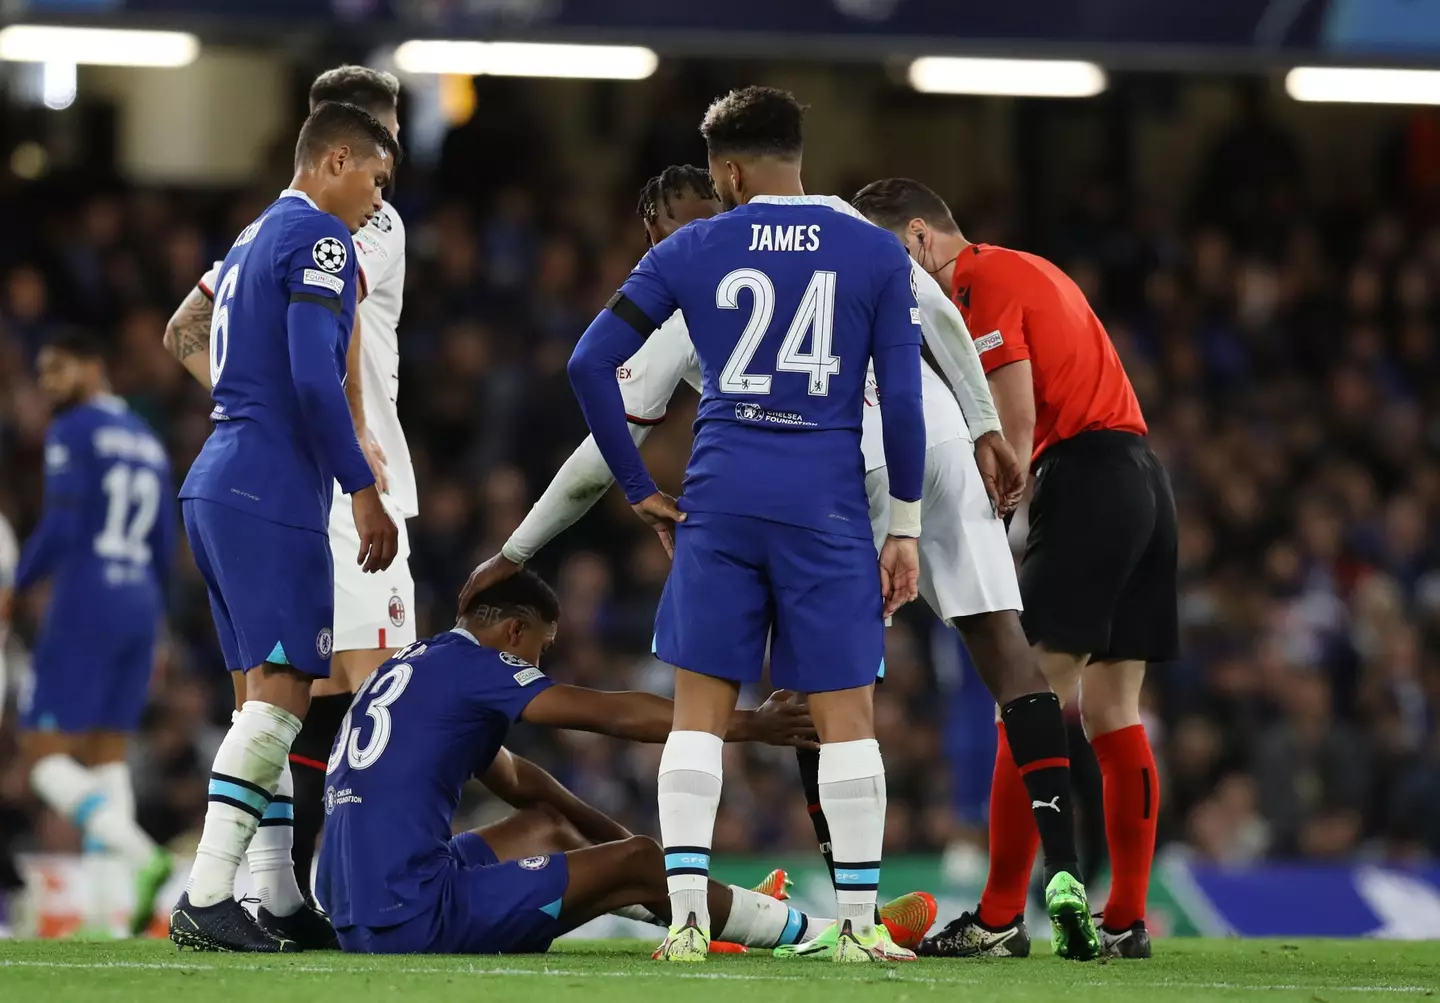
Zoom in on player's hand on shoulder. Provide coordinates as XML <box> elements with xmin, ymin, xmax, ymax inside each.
<box><xmin>351</xmin><ymin>484</ymin><xmax>399</xmax><ymax>573</ymax></box>
<box><xmin>878</xmin><ymin>535</ymin><xmax>920</xmax><ymax>618</ymax></box>
<box><xmin>750</xmin><ymin>689</ymin><xmax>818</xmax><ymax>749</ymax></box>
<box><xmin>632</xmin><ymin>491</ymin><xmax>686</xmax><ymax>559</ymax></box>
<box><xmin>457</xmin><ymin>552</ymin><xmax>523</xmax><ymax>615</ymax></box>
<box><xmin>975</xmin><ymin>431</ymin><xmax>1025</xmax><ymax>517</ymax></box>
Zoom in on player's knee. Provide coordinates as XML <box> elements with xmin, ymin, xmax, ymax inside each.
<box><xmin>621</xmin><ymin>834</ymin><xmax>663</xmax><ymax>875</ymax></box>
<box><xmin>533</xmin><ymin>803</ymin><xmax>588</xmax><ymax>853</ymax></box>
<box><xmin>1077</xmin><ymin>687</ymin><xmax>1139</xmax><ymax>741</ymax></box>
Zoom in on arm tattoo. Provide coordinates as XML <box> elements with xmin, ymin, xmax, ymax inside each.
<box><xmin>165</xmin><ymin>287</ymin><xmax>213</xmax><ymax>361</ymax></box>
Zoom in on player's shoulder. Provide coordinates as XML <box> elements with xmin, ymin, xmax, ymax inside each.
<box><xmin>274</xmin><ymin>199</ymin><xmax>353</xmax><ymax>260</ymax></box>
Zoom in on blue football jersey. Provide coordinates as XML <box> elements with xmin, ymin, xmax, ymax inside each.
<box><xmin>316</xmin><ymin>630</ymin><xmax>554</xmax><ymax>928</ymax></box>
<box><xmin>618</xmin><ymin>196</ymin><xmax>922</xmax><ymax>538</ymax></box>
<box><xmin>16</xmin><ymin>395</ymin><xmax>175</xmax><ymax>619</ymax></box>
<box><xmin>180</xmin><ymin>189</ymin><xmax>361</xmax><ymax>534</ymax></box>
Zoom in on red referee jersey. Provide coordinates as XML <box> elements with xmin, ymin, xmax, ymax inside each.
<box><xmin>952</xmin><ymin>243</ymin><xmax>1146</xmax><ymax>464</ymax></box>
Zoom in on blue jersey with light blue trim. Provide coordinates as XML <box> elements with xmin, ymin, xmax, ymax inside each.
<box><xmin>618</xmin><ymin>197</ymin><xmax>922</xmax><ymax>538</ymax></box>
<box><xmin>316</xmin><ymin>630</ymin><xmax>555</xmax><ymax>929</ymax></box>
<box><xmin>179</xmin><ymin>192</ymin><xmax>359</xmax><ymax>534</ymax></box>
<box><xmin>15</xmin><ymin>396</ymin><xmax>174</xmax><ymax>620</ymax></box>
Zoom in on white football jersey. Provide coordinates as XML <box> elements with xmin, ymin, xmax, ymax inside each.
<box><xmin>198</xmin><ymin>199</ymin><xmax>416</xmax><ymax>518</ymax></box>
<box><xmin>617</xmin><ymin>310</ymin><xmax>962</xmax><ymax>473</ymax></box>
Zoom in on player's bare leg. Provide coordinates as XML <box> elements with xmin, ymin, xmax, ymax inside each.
<box><xmin>171</xmin><ymin>662</ymin><xmax>310</xmax><ymax>953</ymax></box>
<box><xmin>466</xmin><ymin>807</ymin><xmax>823</xmax><ymax>952</ymax></box>
<box><xmin>654</xmin><ymin>669</ymin><xmax>738</xmax><ymax>960</ymax></box>
<box><xmin>924</xmin><ymin>629</ymin><xmax>1097</xmax><ymax>960</ymax></box>
<box><xmin>24</xmin><ymin>729</ymin><xmax>166</xmax><ymax>937</ymax></box>
<box><xmin>802</xmin><ymin>683</ymin><xmax>910</xmax><ymax>963</ymax></box>
<box><xmin>1079</xmin><ymin>659</ymin><xmax>1155</xmax><ymax>958</ymax></box>
<box><xmin>286</xmin><ymin>648</ymin><xmax>392</xmax><ymax>902</ymax></box>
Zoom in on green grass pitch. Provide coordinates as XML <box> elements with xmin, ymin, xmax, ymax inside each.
<box><xmin>1</xmin><ymin>938</ymin><xmax>1436</xmax><ymax>1002</ymax></box>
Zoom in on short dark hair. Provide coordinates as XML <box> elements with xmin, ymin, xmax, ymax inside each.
<box><xmin>309</xmin><ymin>65</ymin><xmax>400</xmax><ymax>120</ymax></box>
<box><xmin>700</xmin><ymin>86</ymin><xmax>805</xmax><ymax>160</ymax></box>
<box><xmin>44</xmin><ymin>327</ymin><xmax>105</xmax><ymax>361</ymax></box>
<box><xmin>461</xmin><ymin>568</ymin><xmax>561</xmax><ymax>626</ymax></box>
<box><xmin>851</xmin><ymin>178</ymin><xmax>959</xmax><ymax>234</ymax></box>
<box><xmin>637</xmin><ymin>164</ymin><xmax>718</xmax><ymax>227</ymax></box>
<box><xmin>294</xmin><ymin>100</ymin><xmax>402</xmax><ymax>171</ymax></box>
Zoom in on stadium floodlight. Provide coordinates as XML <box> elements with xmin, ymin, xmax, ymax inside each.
<box><xmin>907</xmin><ymin>57</ymin><xmax>1107</xmax><ymax>98</ymax></box>
<box><xmin>1285</xmin><ymin>66</ymin><xmax>1440</xmax><ymax>106</ymax></box>
<box><xmin>394</xmin><ymin>40</ymin><xmax>658</xmax><ymax>80</ymax></box>
<box><xmin>0</xmin><ymin>25</ymin><xmax>198</xmax><ymax>67</ymax></box>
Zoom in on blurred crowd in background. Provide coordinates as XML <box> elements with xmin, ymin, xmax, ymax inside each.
<box><xmin>2</xmin><ymin>76</ymin><xmax>1439</xmax><ymax>879</ymax></box>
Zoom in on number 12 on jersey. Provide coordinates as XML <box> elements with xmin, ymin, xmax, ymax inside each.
<box><xmin>718</xmin><ymin>268</ymin><xmax>840</xmax><ymax>396</ymax></box>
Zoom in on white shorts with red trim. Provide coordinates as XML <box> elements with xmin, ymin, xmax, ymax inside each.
<box><xmin>328</xmin><ymin>491</ymin><xmax>416</xmax><ymax>653</ymax></box>
<box><xmin>865</xmin><ymin>437</ymin><xmax>1022</xmax><ymax>621</ymax></box>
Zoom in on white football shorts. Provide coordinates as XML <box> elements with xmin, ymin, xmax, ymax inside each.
<box><xmin>866</xmin><ymin>437</ymin><xmax>1023</xmax><ymax>621</ymax></box>
<box><xmin>328</xmin><ymin>492</ymin><xmax>416</xmax><ymax>652</ymax></box>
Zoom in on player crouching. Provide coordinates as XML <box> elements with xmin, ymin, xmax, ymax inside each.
<box><xmin>315</xmin><ymin>570</ymin><xmax>838</xmax><ymax>956</ymax></box>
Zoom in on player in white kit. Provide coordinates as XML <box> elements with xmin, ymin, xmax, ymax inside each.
<box><xmin>163</xmin><ymin>67</ymin><xmax>414</xmax><ymax>918</ymax></box>
<box><xmin>459</xmin><ymin>167</ymin><xmax>1089</xmax><ymax>956</ymax></box>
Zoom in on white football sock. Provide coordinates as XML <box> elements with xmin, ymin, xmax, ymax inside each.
<box><xmin>657</xmin><ymin>730</ymin><xmax>723</xmax><ymax>932</ymax></box>
<box><xmin>82</xmin><ymin>851</ymin><xmax>123</xmax><ymax>935</ymax></box>
<box><xmin>31</xmin><ymin>755</ymin><xmax>155</xmax><ymax>869</ymax></box>
<box><xmin>719</xmin><ymin>886</ymin><xmax>826</xmax><ymax>948</ymax></box>
<box><xmin>89</xmin><ymin>761</ymin><xmax>158</xmax><ymax>869</ymax></box>
<box><xmin>246</xmin><ymin>759</ymin><xmax>304</xmax><ymax>917</ymax></box>
<box><xmin>30</xmin><ymin>754</ymin><xmax>96</xmax><ymax>818</ymax></box>
<box><xmin>186</xmin><ymin>701</ymin><xmax>301</xmax><ymax>908</ymax></box>
<box><xmin>819</xmin><ymin>739</ymin><xmax>886</xmax><ymax>938</ymax></box>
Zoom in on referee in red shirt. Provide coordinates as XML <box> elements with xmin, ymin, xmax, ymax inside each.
<box><xmin>853</xmin><ymin>179</ymin><xmax>1176</xmax><ymax>960</ymax></box>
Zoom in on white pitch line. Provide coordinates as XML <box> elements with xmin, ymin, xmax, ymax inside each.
<box><xmin>0</xmin><ymin>959</ymin><xmax>1434</xmax><ymax>993</ymax></box>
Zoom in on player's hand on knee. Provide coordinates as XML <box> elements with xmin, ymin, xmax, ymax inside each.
<box><xmin>631</xmin><ymin>491</ymin><xmax>686</xmax><ymax>558</ymax></box>
<box><xmin>878</xmin><ymin>535</ymin><xmax>920</xmax><ymax>618</ymax></box>
<box><xmin>457</xmin><ymin>552</ymin><xmax>522</xmax><ymax>613</ymax></box>
<box><xmin>752</xmin><ymin>689</ymin><xmax>818</xmax><ymax>749</ymax></box>
<box><xmin>351</xmin><ymin>485</ymin><xmax>399</xmax><ymax>573</ymax></box>
<box><xmin>975</xmin><ymin>431</ymin><xmax>1025</xmax><ymax>517</ymax></box>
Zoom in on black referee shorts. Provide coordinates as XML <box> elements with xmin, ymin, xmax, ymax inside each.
<box><xmin>1019</xmin><ymin>430</ymin><xmax>1178</xmax><ymax>663</ymax></box>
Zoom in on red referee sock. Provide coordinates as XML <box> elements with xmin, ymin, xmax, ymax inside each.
<box><xmin>1092</xmin><ymin>724</ymin><xmax>1159</xmax><ymax>931</ymax></box>
<box><xmin>978</xmin><ymin>723</ymin><xmax>1040</xmax><ymax>929</ymax></box>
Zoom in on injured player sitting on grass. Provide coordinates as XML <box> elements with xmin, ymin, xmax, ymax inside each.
<box><xmin>315</xmin><ymin>568</ymin><xmax>826</xmax><ymax>956</ymax></box>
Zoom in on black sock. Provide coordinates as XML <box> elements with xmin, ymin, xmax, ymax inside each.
<box><xmin>1000</xmin><ymin>692</ymin><xmax>1080</xmax><ymax>884</ymax></box>
<box><xmin>795</xmin><ymin>746</ymin><xmax>835</xmax><ymax>883</ymax></box>
<box><xmin>290</xmin><ymin>692</ymin><xmax>352</xmax><ymax>899</ymax></box>
<box><xmin>797</xmin><ymin>746</ymin><xmax>883</xmax><ymax>925</ymax></box>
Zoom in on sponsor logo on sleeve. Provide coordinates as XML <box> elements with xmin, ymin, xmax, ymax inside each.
<box><xmin>312</xmin><ymin>236</ymin><xmax>348</xmax><ymax>273</ymax></box>
<box><xmin>974</xmin><ymin>330</ymin><xmax>1004</xmax><ymax>354</ymax></box>
<box><xmin>512</xmin><ymin>667</ymin><xmax>546</xmax><ymax>687</ymax></box>
<box><xmin>519</xmin><ymin>855</ymin><xmax>549</xmax><ymax>870</ymax></box>
<box><xmin>910</xmin><ymin>306</ymin><xmax>922</xmax><ymax>325</ymax></box>
<box><xmin>303</xmin><ymin>268</ymin><xmax>345</xmax><ymax>294</ymax></box>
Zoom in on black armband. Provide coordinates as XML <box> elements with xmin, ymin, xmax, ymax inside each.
<box><xmin>290</xmin><ymin>292</ymin><xmax>342</xmax><ymax>315</ymax></box>
<box><xmin>605</xmin><ymin>291</ymin><xmax>659</xmax><ymax>337</ymax></box>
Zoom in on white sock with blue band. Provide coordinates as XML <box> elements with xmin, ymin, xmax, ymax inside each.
<box><xmin>657</xmin><ymin>730</ymin><xmax>723</xmax><ymax>932</ymax></box>
<box><xmin>819</xmin><ymin>738</ymin><xmax>886</xmax><ymax>939</ymax></box>
<box><xmin>246</xmin><ymin>759</ymin><xmax>304</xmax><ymax>917</ymax></box>
<box><xmin>186</xmin><ymin>701</ymin><xmax>301</xmax><ymax>908</ymax></box>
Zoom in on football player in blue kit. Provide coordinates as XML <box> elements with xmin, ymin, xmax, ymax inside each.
<box><xmin>567</xmin><ymin>87</ymin><xmax>927</xmax><ymax>963</ymax></box>
<box><xmin>15</xmin><ymin>330</ymin><xmax>176</xmax><ymax>936</ymax></box>
<box><xmin>169</xmin><ymin>101</ymin><xmax>401</xmax><ymax>953</ymax></box>
<box><xmin>317</xmin><ymin>570</ymin><xmax>827</xmax><ymax>956</ymax></box>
